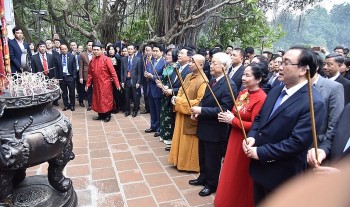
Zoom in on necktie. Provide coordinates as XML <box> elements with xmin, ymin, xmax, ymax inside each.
<box><xmin>211</xmin><ymin>79</ymin><xmax>217</xmax><ymax>87</ymax></box>
<box><xmin>268</xmin><ymin>73</ymin><xmax>277</xmax><ymax>85</ymax></box>
<box><xmin>128</xmin><ymin>57</ymin><xmax>132</xmax><ymax>71</ymax></box>
<box><xmin>227</xmin><ymin>66</ymin><xmax>232</xmax><ymax>75</ymax></box>
<box><xmin>269</xmin><ymin>90</ymin><xmax>287</xmax><ymax>117</ymax></box>
<box><xmin>76</xmin><ymin>54</ymin><xmax>79</xmax><ymax>71</ymax></box>
<box><xmin>127</xmin><ymin>57</ymin><xmax>132</xmax><ymax>77</ymax></box>
<box><xmin>63</xmin><ymin>55</ymin><xmax>68</xmax><ymax>75</ymax></box>
<box><xmin>229</xmin><ymin>68</ymin><xmax>235</xmax><ymax>79</ymax></box>
<box><xmin>63</xmin><ymin>55</ymin><xmax>67</xmax><ymax>66</ymax></box>
<box><xmin>42</xmin><ymin>54</ymin><xmax>48</xmax><ymax>75</ymax></box>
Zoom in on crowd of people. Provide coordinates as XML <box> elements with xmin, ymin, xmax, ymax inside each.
<box><xmin>8</xmin><ymin>26</ymin><xmax>350</xmax><ymax>206</ymax></box>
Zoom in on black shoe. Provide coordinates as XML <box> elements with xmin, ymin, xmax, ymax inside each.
<box><xmin>70</xmin><ymin>106</ymin><xmax>75</xmax><ymax>111</ymax></box>
<box><xmin>140</xmin><ymin>110</ymin><xmax>150</xmax><ymax>114</ymax></box>
<box><xmin>93</xmin><ymin>116</ymin><xmax>103</xmax><ymax>120</ymax></box>
<box><xmin>62</xmin><ymin>106</ymin><xmax>69</xmax><ymax>111</ymax></box>
<box><xmin>199</xmin><ymin>187</ymin><xmax>215</xmax><ymax>197</ymax></box>
<box><xmin>125</xmin><ymin>112</ymin><xmax>130</xmax><ymax>117</ymax></box>
<box><xmin>53</xmin><ymin>101</ymin><xmax>59</xmax><ymax>106</ymax></box>
<box><xmin>189</xmin><ymin>179</ymin><xmax>205</xmax><ymax>186</ymax></box>
<box><xmin>165</xmin><ymin>146</ymin><xmax>171</xmax><ymax>151</ymax></box>
<box><xmin>79</xmin><ymin>102</ymin><xmax>85</xmax><ymax>107</ymax></box>
<box><xmin>154</xmin><ymin>132</ymin><xmax>160</xmax><ymax>137</ymax></box>
<box><xmin>87</xmin><ymin>106</ymin><xmax>91</xmax><ymax>111</ymax></box>
<box><xmin>104</xmin><ymin>116</ymin><xmax>111</xmax><ymax>122</ymax></box>
<box><xmin>145</xmin><ymin>128</ymin><xmax>156</xmax><ymax>133</ymax></box>
<box><xmin>132</xmin><ymin>111</ymin><xmax>137</xmax><ymax>117</ymax></box>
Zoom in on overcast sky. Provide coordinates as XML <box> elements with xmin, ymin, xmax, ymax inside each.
<box><xmin>266</xmin><ymin>0</ymin><xmax>350</xmax><ymax>21</ymax></box>
<box><xmin>318</xmin><ymin>0</ymin><xmax>350</xmax><ymax>11</ymax></box>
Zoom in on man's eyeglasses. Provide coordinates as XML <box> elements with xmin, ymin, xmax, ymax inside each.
<box><xmin>281</xmin><ymin>61</ymin><xmax>299</xmax><ymax>67</ymax></box>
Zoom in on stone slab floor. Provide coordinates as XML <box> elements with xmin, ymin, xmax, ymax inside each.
<box><xmin>27</xmin><ymin>103</ymin><xmax>215</xmax><ymax>207</ymax></box>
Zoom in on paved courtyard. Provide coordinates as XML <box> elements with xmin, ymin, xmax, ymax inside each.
<box><xmin>27</xmin><ymin>103</ymin><xmax>215</xmax><ymax>207</ymax></box>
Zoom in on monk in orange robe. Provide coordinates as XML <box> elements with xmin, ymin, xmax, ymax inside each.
<box><xmin>168</xmin><ymin>54</ymin><xmax>207</xmax><ymax>172</ymax></box>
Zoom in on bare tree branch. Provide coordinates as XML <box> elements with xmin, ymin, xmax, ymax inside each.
<box><xmin>76</xmin><ymin>0</ymin><xmax>94</xmax><ymax>27</ymax></box>
<box><xmin>147</xmin><ymin>0</ymin><xmax>244</xmax><ymax>44</ymax></box>
<box><xmin>191</xmin><ymin>0</ymin><xmax>211</xmax><ymax>15</ymax></box>
<box><xmin>147</xmin><ymin>19</ymin><xmax>154</xmax><ymax>33</ymax></box>
<box><xmin>181</xmin><ymin>0</ymin><xmax>243</xmax><ymax>24</ymax></box>
<box><xmin>210</xmin><ymin>13</ymin><xmax>242</xmax><ymax>20</ymax></box>
<box><xmin>170</xmin><ymin>20</ymin><xmax>207</xmax><ymax>42</ymax></box>
<box><xmin>168</xmin><ymin>10</ymin><xmax>242</xmax><ymax>43</ymax></box>
<box><xmin>62</xmin><ymin>3</ymin><xmax>97</xmax><ymax>40</ymax></box>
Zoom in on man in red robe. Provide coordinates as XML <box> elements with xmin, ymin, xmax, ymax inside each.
<box><xmin>86</xmin><ymin>42</ymin><xmax>121</xmax><ymax>122</ymax></box>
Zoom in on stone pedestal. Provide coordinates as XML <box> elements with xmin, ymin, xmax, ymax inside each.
<box><xmin>12</xmin><ymin>175</ymin><xmax>77</xmax><ymax>207</ymax></box>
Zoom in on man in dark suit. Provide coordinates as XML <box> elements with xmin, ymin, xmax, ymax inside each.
<box><xmin>307</xmin><ymin>103</ymin><xmax>350</xmax><ymax>175</ymax></box>
<box><xmin>56</xmin><ymin>44</ymin><xmax>77</xmax><ymax>111</ymax></box>
<box><xmin>164</xmin><ymin>48</ymin><xmax>191</xmax><ymax>97</ymax></box>
<box><xmin>79</xmin><ymin>40</ymin><xmax>94</xmax><ymax>111</ymax></box>
<box><xmin>53</xmin><ymin>39</ymin><xmax>61</xmax><ymax>54</ymax></box>
<box><xmin>140</xmin><ymin>45</ymin><xmax>153</xmax><ymax>114</ymax></box>
<box><xmin>245</xmin><ymin>47</ymin><xmax>255</xmax><ymax>63</ymax></box>
<box><xmin>31</xmin><ymin>41</ymin><xmax>57</xmax><ymax>79</ymax></box>
<box><xmin>121</xmin><ymin>44</ymin><xmax>142</xmax><ymax>117</ymax></box>
<box><xmin>323</xmin><ymin>53</ymin><xmax>350</xmax><ymax>105</ymax></box>
<box><xmin>325</xmin><ymin>104</ymin><xmax>350</xmax><ymax>161</ymax></box>
<box><xmin>45</xmin><ymin>39</ymin><xmax>61</xmax><ymax>106</ymax></box>
<box><xmin>227</xmin><ymin>48</ymin><xmax>244</xmax><ymax>90</ymax></box>
<box><xmin>45</xmin><ymin>39</ymin><xmax>60</xmax><ymax>58</ymax></box>
<box><xmin>306</xmin><ymin>53</ymin><xmax>344</xmax><ymax>170</ymax></box>
<box><xmin>69</xmin><ymin>41</ymin><xmax>84</xmax><ymax>107</ymax></box>
<box><xmin>134</xmin><ymin>44</ymin><xmax>143</xmax><ymax>59</ymax></box>
<box><xmin>8</xmin><ymin>27</ymin><xmax>31</xmax><ymax>73</ymax></box>
<box><xmin>265</xmin><ymin>55</ymin><xmax>283</xmax><ymax>93</ymax></box>
<box><xmin>144</xmin><ymin>44</ymin><xmax>165</xmax><ymax>137</ymax></box>
<box><xmin>190</xmin><ymin>52</ymin><xmax>236</xmax><ymax>197</ymax></box>
<box><xmin>243</xmin><ymin>46</ymin><xmax>325</xmax><ymax>205</ymax></box>
<box><xmin>313</xmin><ymin>53</ymin><xmax>344</xmax><ymax>142</ymax></box>
<box><xmin>198</xmin><ymin>48</ymin><xmax>211</xmax><ymax>80</ymax></box>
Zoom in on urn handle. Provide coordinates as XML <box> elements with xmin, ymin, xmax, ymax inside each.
<box><xmin>14</xmin><ymin>116</ymin><xmax>33</xmax><ymax>139</ymax></box>
<box><xmin>0</xmin><ymin>116</ymin><xmax>33</xmax><ymax>168</ymax></box>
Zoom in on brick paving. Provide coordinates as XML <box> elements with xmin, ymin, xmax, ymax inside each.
<box><xmin>27</xmin><ymin>103</ymin><xmax>215</xmax><ymax>207</ymax></box>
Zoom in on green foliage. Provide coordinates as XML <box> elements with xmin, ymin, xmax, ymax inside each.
<box><xmin>120</xmin><ymin>13</ymin><xmax>150</xmax><ymax>44</ymax></box>
<box><xmin>273</xmin><ymin>3</ymin><xmax>350</xmax><ymax>51</ymax></box>
<box><xmin>330</xmin><ymin>3</ymin><xmax>350</xmax><ymax>47</ymax></box>
<box><xmin>17</xmin><ymin>0</ymin><xmax>326</xmax><ymax>49</ymax></box>
<box><xmin>196</xmin><ymin>1</ymin><xmax>284</xmax><ymax>50</ymax></box>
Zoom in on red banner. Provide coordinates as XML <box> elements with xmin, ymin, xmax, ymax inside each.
<box><xmin>0</xmin><ymin>0</ymin><xmax>10</xmax><ymax>94</ymax></box>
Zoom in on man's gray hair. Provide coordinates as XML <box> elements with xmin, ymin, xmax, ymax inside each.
<box><xmin>213</xmin><ymin>52</ymin><xmax>231</xmax><ymax>69</ymax></box>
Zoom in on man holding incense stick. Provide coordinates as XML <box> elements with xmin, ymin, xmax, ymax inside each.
<box><xmin>168</xmin><ymin>54</ymin><xmax>207</xmax><ymax>172</ymax></box>
<box><xmin>242</xmin><ymin>46</ymin><xmax>325</xmax><ymax>205</ymax></box>
<box><xmin>144</xmin><ymin>44</ymin><xmax>165</xmax><ymax>137</ymax></box>
<box><xmin>190</xmin><ymin>52</ymin><xmax>236</xmax><ymax>197</ymax></box>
